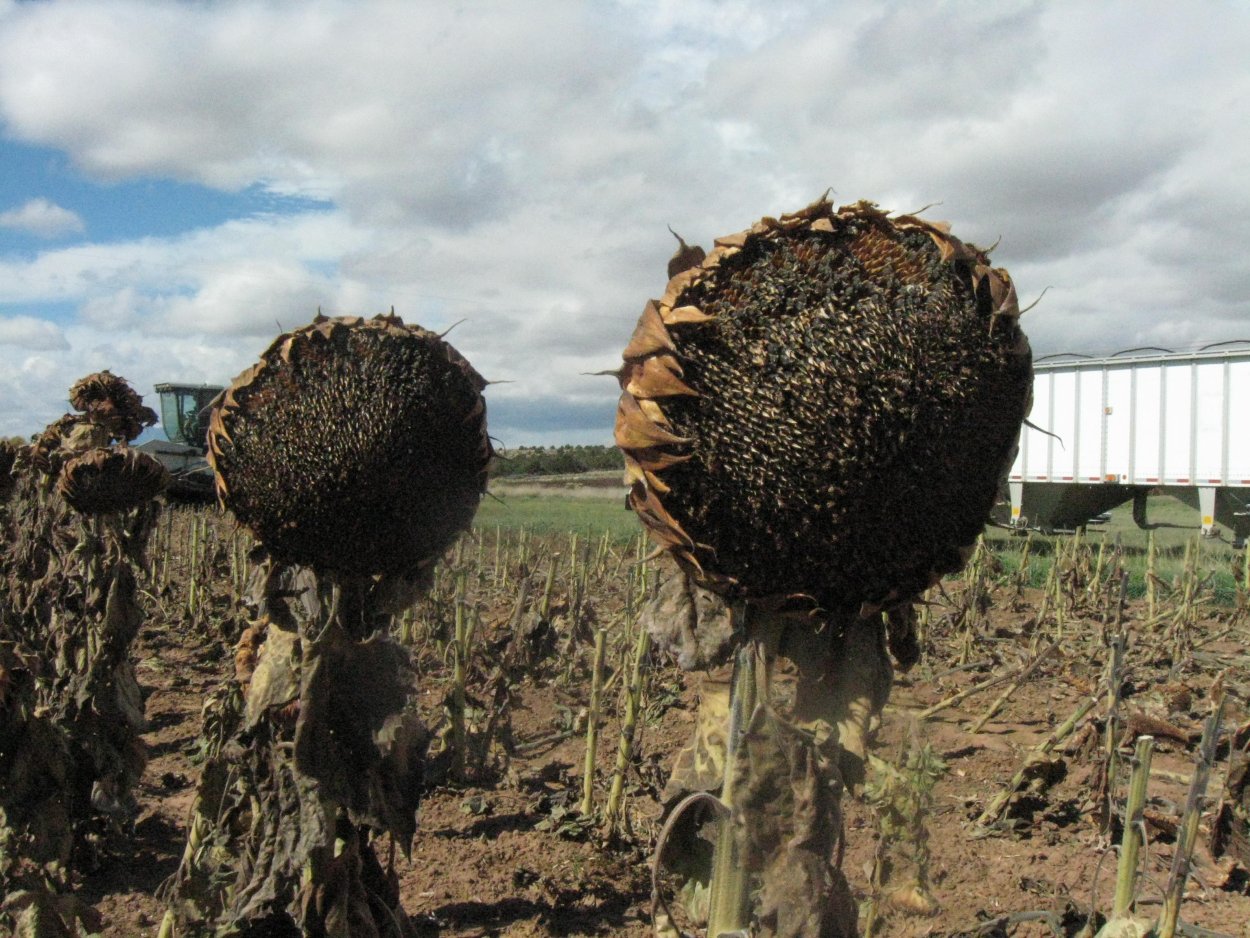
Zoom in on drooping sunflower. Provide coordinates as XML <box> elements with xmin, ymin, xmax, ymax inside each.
<box><xmin>57</xmin><ymin>447</ymin><xmax>170</xmax><ymax>515</ymax></box>
<box><xmin>163</xmin><ymin>312</ymin><xmax>485</xmax><ymax>937</ymax></box>
<box><xmin>616</xmin><ymin>197</ymin><xmax>1032</xmax><ymax>611</ymax></box>
<box><xmin>27</xmin><ymin>415</ymin><xmax>109</xmax><ymax>478</ymax></box>
<box><xmin>207</xmin><ymin>313</ymin><xmax>492</xmax><ymax>578</ymax></box>
<box><xmin>68</xmin><ymin>371</ymin><xmax>158</xmax><ymax>443</ymax></box>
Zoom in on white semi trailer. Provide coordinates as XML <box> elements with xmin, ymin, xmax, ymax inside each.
<box><xmin>1005</xmin><ymin>343</ymin><xmax>1250</xmax><ymax>542</ymax></box>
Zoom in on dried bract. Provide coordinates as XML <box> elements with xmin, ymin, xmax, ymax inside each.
<box><xmin>208</xmin><ymin>313</ymin><xmax>492</xmax><ymax>578</ymax></box>
<box><xmin>57</xmin><ymin>446</ymin><xmax>170</xmax><ymax>515</ymax></box>
<box><xmin>616</xmin><ymin>197</ymin><xmax>1032</xmax><ymax>611</ymax></box>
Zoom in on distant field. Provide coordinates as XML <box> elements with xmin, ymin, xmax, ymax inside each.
<box><xmin>487</xmin><ymin>469</ymin><xmax>623</xmax><ymax>499</ymax></box>
<box><xmin>985</xmin><ymin>493</ymin><xmax>1244</xmax><ymax>600</ymax></box>
<box><xmin>485</xmin><ymin>476</ymin><xmax>1230</xmax><ymax>553</ymax></box>
<box><xmin>477</xmin><ymin>470</ymin><xmax>636</xmax><ymax>540</ymax></box>
<box><xmin>475</xmin><ymin>480</ymin><xmax>1246</xmax><ymax>599</ymax></box>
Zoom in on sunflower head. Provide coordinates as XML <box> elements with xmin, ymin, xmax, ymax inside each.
<box><xmin>28</xmin><ymin>414</ymin><xmax>112</xmax><ymax>478</ymax></box>
<box><xmin>57</xmin><ymin>446</ymin><xmax>170</xmax><ymax>515</ymax></box>
<box><xmin>68</xmin><ymin>371</ymin><xmax>158</xmax><ymax>443</ymax></box>
<box><xmin>616</xmin><ymin>197</ymin><xmax>1032</xmax><ymax>611</ymax></box>
<box><xmin>207</xmin><ymin>313</ymin><xmax>492</xmax><ymax>578</ymax></box>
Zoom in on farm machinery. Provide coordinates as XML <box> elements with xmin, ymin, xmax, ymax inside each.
<box><xmin>136</xmin><ymin>382</ymin><xmax>223</xmax><ymax>499</ymax></box>
<box><xmin>1000</xmin><ymin>344</ymin><xmax>1250</xmax><ymax>545</ymax></box>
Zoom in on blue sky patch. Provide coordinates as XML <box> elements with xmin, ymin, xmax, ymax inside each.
<box><xmin>0</xmin><ymin>138</ymin><xmax>332</xmax><ymax>252</ymax></box>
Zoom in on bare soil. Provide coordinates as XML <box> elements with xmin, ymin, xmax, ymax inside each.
<box><xmin>65</xmin><ymin>566</ymin><xmax>1250</xmax><ymax>938</ymax></box>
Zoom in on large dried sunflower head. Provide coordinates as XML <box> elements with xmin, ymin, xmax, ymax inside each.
<box><xmin>616</xmin><ymin>197</ymin><xmax>1032</xmax><ymax>611</ymax></box>
<box><xmin>208</xmin><ymin>313</ymin><xmax>492</xmax><ymax>578</ymax></box>
<box><xmin>68</xmin><ymin>371</ymin><xmax>158</xmax><ymax>443</ymax></box>
<box><xmin>57</xmin><ymin>446</ymin><xmax>170</xmax><ymax>514</ymax></box>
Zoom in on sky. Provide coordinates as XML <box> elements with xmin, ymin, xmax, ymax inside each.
<box><xmin>1</xmin><ymin>0</ymin><xmax>1248</xmax><ymax>447</ymax></box>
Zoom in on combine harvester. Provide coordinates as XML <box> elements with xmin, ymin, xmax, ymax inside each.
<box><xmin>1004</xmin><ymin>342</ymin><xmax>1250</xmax><ymax>545</ymax></box>
<box><xmin>136</xmin><ymin>383</ymin><xmax>224</xmax><ymax>499</ymax></box>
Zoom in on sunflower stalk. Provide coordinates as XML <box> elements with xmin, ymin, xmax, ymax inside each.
<box><xmin>157</xmin><ymin>792</ymin><xmax>211</xmax><ymax>938</ymax></box>
<box><xmin>186</xmin><ymin>514</ymin><xmax>202</xmax><ymax>620</ymax></box>
<box><xmin>915</xmin><ymin>661</ymin><xmax>1024</xmax><ymax>722</ymax></box>
<box><xmin>1146</xmin><ymin>531</ymin><xmax>1159</xmax><ymax>625</ymax></box>
<box><xmin>580</xmin><ymin>627</ymin><xmax>609</xmax><ymax>817</ymax></box>
<box><xmin>707</xmin><ymin>638</ymin><xmax>759</xmax><ymax>938</ymax></box>
<box><xmin>603</xmin><ymin>620</ymin><xmax>652</xmax><ymax>839</ymax></box>
<box><xmin>967</xmin><ymin>640</ymin><xmax>1058</xmax><ymax>735</ymax></box>
<box><xmin>1109</xmin><ymin>735</ymin><xmax>1155</xmax><ymax>924</ymax></box>
<box><xmin>1091</xmin><ymin>535</ymin><xmax>1108</xmax><ymax>597</ymax></box>
<box><xmin>1015</xmin><ymin>532</ymin><xmax>1033</xmax><ymax>595</ymax></box>
<box><xmin>451</xmin><ymin>570</ymin><xmax>470</xmax><ymax>781</ymax></box>
<box><xmin>1100</xmin><ymin>632</ymin><xmax>1127</xmax><ymax>834</ymax></box>
<box><xmin>1169</xmin><ymin>538</ymin><xmax>1200</xmax><ymax>672</ymax></box>
<box><xmin>1030</xmin><ymin>563</ymin><xmax>1058</xmax><ymax>655</ymax></box>
<box><xmin>1156</xmin><ymin>687</ymin><xmax>1227</xmax><ymax>938</ymax></box>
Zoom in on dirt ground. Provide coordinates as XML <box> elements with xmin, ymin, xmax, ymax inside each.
<box><xmin>61</xmin><ymin>556</ymin><xmax>1250</xmax><ymax>938</ymax></box>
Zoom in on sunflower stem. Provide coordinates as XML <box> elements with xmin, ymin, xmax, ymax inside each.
<box><xmin>975</xmin><ymin>693</ymin><xmax>1099</xmax><ymax>831</ymax></box>
<box><xmin>707</xmin><ymin>636</ymin><xmax>758</xmax><ymax>938</ymax></box>
<box><xmin>603</xmin><ymin>619</ymin><xmax>652</xmax><ymax>838</ymax></box>
<box><xmin>1110</xmin><ymin>735</ymin><xmax>1154</xmax><ymax>921</ymax></box>
<box><xmin>1146</xmin><ymin>530</ymin><xmax>1158</xmax><ymax>624</ymax></box>
<box><xmin>451</xmin><ymin>571</ymin><xmax>469</xmax><ymax>781</ymax></box>
<box><xmin>1157</xmin><ymin>687</ymin><xmax>1226</xmax><ymax>938</ymax></box>
<box><xmin>580</xmin><ymin>628</ymin><xmax>608</xmax><ymax>817</ymax></box>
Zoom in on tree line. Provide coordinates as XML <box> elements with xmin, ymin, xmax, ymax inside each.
<box><xmin>489</xmin><ymin>444</ymin><xmax>622</xmax><ymax>477</ymax></box>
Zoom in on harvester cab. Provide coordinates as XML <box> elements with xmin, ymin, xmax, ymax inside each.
<box><xmin>154</xmin><ymin>383</ymin><xmax>222</xmax><ymax>449</ymax></box>
<box><xmin>136</xmin><ymin>383</ymin><xmax>224</xmax><ymax>499</ymax></box>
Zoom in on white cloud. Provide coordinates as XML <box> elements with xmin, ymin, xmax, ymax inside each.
<box><xmin>0</xmin><ymin>197</ymin><xmax>85</xmax><ymax>238</ymax></box>
<box><xmin>0</xmin><ymin>315</ymin><xmax>69</xmax><ymax>350</ymax></box>
<box><xmin>0</xmin><ymin>0</ymin><xmax>1248</xmax><ymax>442</ymax></box>
<box><xmin>0</xmin><ymin>322</ymin><xmax>259</xmax><ymax>439</ymax></box>
<box><xmin>0</xmin><ymin>211</ymin><xmax>369</xmax><ymax>327</ymax></box>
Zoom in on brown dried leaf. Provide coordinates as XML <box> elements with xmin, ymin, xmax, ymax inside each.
<box><xmin>736</xmin><ymin>706</ymin><xmax>857</xmax><ymax>938</ymax></box>
<box><xmin>639</xmin><ymin>556</ymin><xmax>738</xmax><ymax>671</ymax></box>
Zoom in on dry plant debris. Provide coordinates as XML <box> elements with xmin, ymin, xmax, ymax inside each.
<box><xmin>0</xmin><ymin>373</ymin><xmax>167</xmax><ymax>937</ymax></box>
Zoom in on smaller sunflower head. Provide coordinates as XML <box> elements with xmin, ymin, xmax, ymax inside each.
<box><xmin>57</xmin><ymin>447</ymin><xmax>170</xmax><ymax>515</ymax></box>
<box><xmin>68</xmin><ymin>371</ymin><xmax>158</xmax><ymax>443</ymax></box>
<box><xmin>208</xmin><ymin>313</ymin><xmax>492</xmax><ymax>579</ymax></box>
